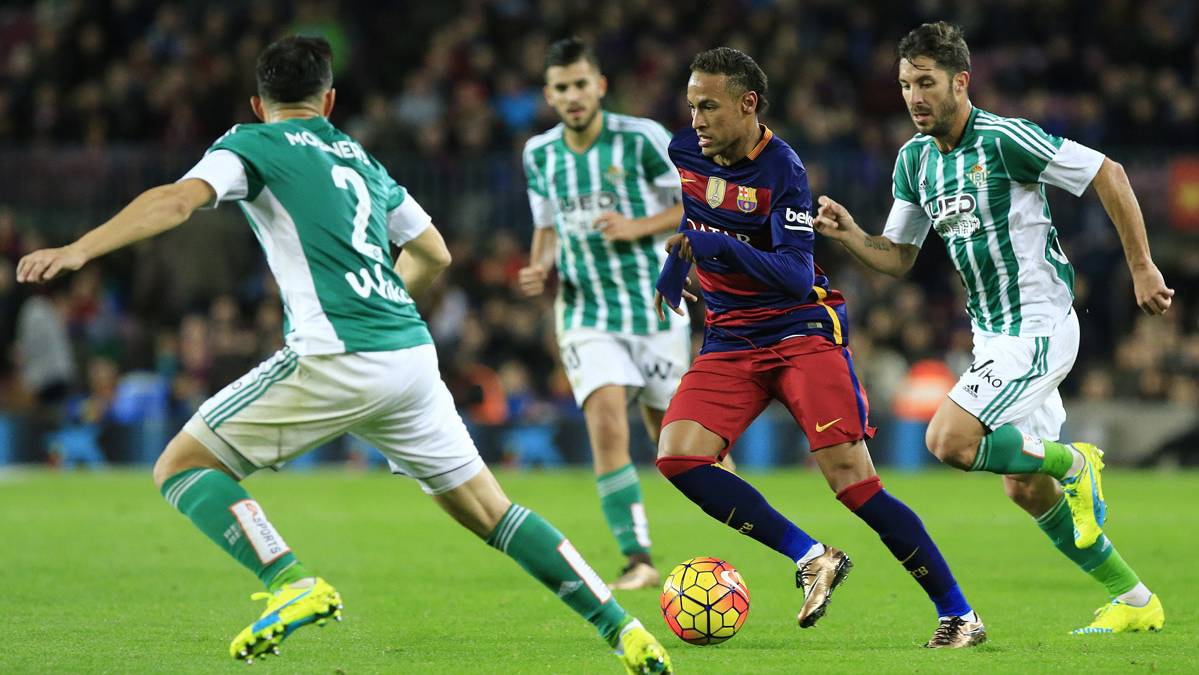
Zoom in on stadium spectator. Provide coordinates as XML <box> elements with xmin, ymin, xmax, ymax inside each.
<box><xmin>0</xmin><ymin>0</ymin><xmax>1194</xmax><ymax>467</ymax></box>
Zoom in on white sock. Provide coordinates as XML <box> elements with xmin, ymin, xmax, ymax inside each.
<box><xmin>940</xmin><ymin>610</ymin><xmax>978</xmax><ymax>623</ymax></box>
<box><xmin>1116</xmin><ymin>583</ymin><xmax>1152</xmax><ymax>607</ymax></box>
<box><xmin>1063</xmin><ymin>445</ymin><xmax>1085</xmax><ymax>480</ymax></box>
<box><xmin>287</xmin><ymin>577</ymin><xmax>317</xmax><ymax>590</ymax></box>
<box><xmin>796</xmin><ymin>542</ymin><xmax>826</xmax><ymax>567</ymax></box>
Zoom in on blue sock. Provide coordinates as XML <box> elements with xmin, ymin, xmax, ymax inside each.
<box><xmin>657</xmin><ymin>456</ymin><xmax>817</xmax><ymax>562</ymax></box>
<box><xmin>838</xmin><ymin>477</ymin><xmax>971</xmax><ymax>618</ymax></box>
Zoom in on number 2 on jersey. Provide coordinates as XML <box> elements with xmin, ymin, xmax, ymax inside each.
<box><xmin>331</xmin><ymin>165</ymin><xmax>385</xmax><ymax>263</ymax></box>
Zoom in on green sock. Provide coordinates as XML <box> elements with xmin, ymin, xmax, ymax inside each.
<box><xmin>970</xmin><ymin>424</ymin><xmax>1075</xmax><ymax>478</ymax></box>
<box><xmin>487</xmin><ymin>503</ymin><xmax>630</xmax><ymax>646</ymax></box>
<box><xmin>1035</xmin><ymin>497</ymin><xmax>1140</xmax><ymax>596</ymax></box>
<box><xmin>161</xmin><ymin>468</ymin><xmax>311</xmax><ymax>591</ymax></box>
<box><xmin>597</xmin><ymin>464</ymin><xmax>651</xmax><ymax>558</ymax></box>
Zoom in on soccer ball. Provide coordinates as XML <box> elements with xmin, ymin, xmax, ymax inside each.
<box><xmin>660</xmin><ymin>557</ymin><xmax>750</xmax><ymax>645</ymax></box>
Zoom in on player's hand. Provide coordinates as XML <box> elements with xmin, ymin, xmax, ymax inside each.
<box><xmin>16</xmin><ymin>245</ymin><xmax>87</xmax><ymax>283</ymax></box>
<box><xmin>653</xmin><ymin>279</ymin><xmax>697</xmax><ymax>321</ymax></box>
<box><xmin>517</xmin><ymin>264</ymin><xmax>549</xmax><ymax>296</ymax></box>
<box><xmin>1130</xmin><ymin>262</ymin><xmax>1174</xmax><ymax>315</ymax></box>
<box><xmin>813</xmin><ymin>195</ymin><xmax>858</xmax><ymax>241</ymax></box>
<box><xmin>664</xmin><ymin>232</ymin><xmax>695</xmax><ymax>263</ymax></box>
<box><xmin>595</xmin><ymin>211</ymin><xmax>644</xmax><ymax>242</ymax></box>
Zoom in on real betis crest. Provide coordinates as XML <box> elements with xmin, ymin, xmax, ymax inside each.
<box><xmin>968</xmin><ymin>163</ymin><xmax>989</xmax><ymax>188</ymax></box>
<box><xmin>706</xmin><ymin>176</ymin><xmax>726</xmax><ymax>208</ymax></box>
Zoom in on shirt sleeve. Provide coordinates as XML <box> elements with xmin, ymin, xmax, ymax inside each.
<box><xmin>881</xmin><ymin>199</ymin><xmax>932</xmax><ymax>248</ymax></box>
<box><xmin>523</xmin><ymin>142</ymin><xmax>555</xmax><ymax>229</ymax></box>
<box><xmin>387</xmin><ymin>194</ymin><xmax>433</xmax><ymax>246</ymax></box>
<box><xmin>684</xmin><ymin>162</ymin><xmax>815</xmax><ymax>298</ymax></box>
<box><xmin>892</xmin><ymin>148</ymin><xmax>920</xmax><ymax>204</ymax></box>
<box><xmin>178</xmin><ymin>149</ymin><xmax>248</xmax><ymax>208</ymax></box>
<box><xmin>640</xmin><ymin>122</ymin><xmax>680</xmax><ymax>189</ymax></box>
<box><xmin>1040</xmin><ymin>139</ymin><xmax>1105</xmax><ymax>196</ymax></box>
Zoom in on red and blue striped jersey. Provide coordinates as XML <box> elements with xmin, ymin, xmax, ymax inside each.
<box><xmin>657</xmin><ymin>126</ymin><xmax>848</xmax><ymax>354</ymax></box>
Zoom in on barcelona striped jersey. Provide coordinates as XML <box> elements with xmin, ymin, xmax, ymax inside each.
<box><xmin>657</xmin><ymin>125</ymin><xmax>848</xmax><ymax>354</ymax></box>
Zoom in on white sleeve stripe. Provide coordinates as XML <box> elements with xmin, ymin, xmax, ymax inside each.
<box><xmin>977</xmin><ymin>122</ymin><xmax>1054</xmax><ymax>160</ymax></box>
<box><xmin>977</xmin><ymin>120</ymin><xmax>1057</xmax><ymax>160</ymax></box>
<box><xmin>1008</xmin><ymin>119</ymin><xmax>1059</xmax><ymax>157</ymax></box>
<box><xmin>976</xmin><ymin>115</ymin><xmax>1057</xmax><ymax>158</ymax></box>
<box><xmin>976</xmin><ymin>124</ymin><xmax>1054</xmax><ymax>164</ymax></box>
<box><xmin>621</xmin><ymin>118</ymin><xmax>672</xmax><ymax>167</ymax></box>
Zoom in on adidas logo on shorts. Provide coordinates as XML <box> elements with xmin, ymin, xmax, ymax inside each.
<box><xmin>964</xmin><ymin>384</ymin><xmax>980</xmax><ymax>398</ymax></box>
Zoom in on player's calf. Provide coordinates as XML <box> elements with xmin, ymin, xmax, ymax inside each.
<box><xmin>835</xmin><ymin>475</ymin><xmax>981</xmax><ymax>639</ymax></box>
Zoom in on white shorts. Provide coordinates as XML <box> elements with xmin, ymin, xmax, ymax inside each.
<box><xmin>948</xmin><ymin>310</ymin><xmax>1079</xmax><ymax>440</ymax></box>
<box><xmin>559</xmin><ymin>323</ymin><xmax>691</xmax><ymax>410</ymax></box>
<box><xmin>183</xmin><ymin>344</ymin><xmax>483</xmax><ymax>494</ymax></box>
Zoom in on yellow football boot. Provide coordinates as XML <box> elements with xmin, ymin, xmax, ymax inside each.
<box><xmin>229</xmin><ymin>577</ymin><xmax>343</xmax><ymax>663</ymax></box>
<box><xmin>1072</xmin><ymin>595</ymin><xmax>1165</xmax><ymax>634</ymax></box>
<box><xmin>615</xmin><ymin>619</ymin><xmax>672</xmax><ymax>674</ymax></box>
<box><xmin>1061</xmin><ymin>443</ymin><xmax>1106</xmax><ymax>548</ymax></box>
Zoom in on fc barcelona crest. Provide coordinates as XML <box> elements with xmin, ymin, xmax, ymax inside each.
<box><xmin>706</xmin><ymin>176</ymin><xmax>727</xmax><ymax>208</ymax></box>
<box><xmin>736</xmin><ymin>186</ymin><xmax>758</xmax><ymax>213</ymax></box>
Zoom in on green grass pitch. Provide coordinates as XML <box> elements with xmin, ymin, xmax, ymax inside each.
<box><xmin>4</xmin><ymin>467</ymin><xmax>1197</xmax><ymax>673</ymax></box>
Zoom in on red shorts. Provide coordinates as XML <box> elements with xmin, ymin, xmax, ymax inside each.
<box><xmin>662</xmin><ymin>335</ymin><xmax>876</xmax><ymax>454</ymax></box>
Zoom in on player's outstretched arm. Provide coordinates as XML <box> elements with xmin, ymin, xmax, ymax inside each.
<box><xmin>813</xmin><ymin>196</ymin><xmax>918</xmax><ymax>277</ymax></box>
<box><xmin>1088</xmin><ymin>158</ymin><xmax>1174</xmax><ymax>315</ymax></box>
<box><xmin>395</xmin><ymin>223</ymin><xmax>452</xmax><ymax>297</ymax></box>
<box><xmin>16</xmin><ymin>179</ymin><xmax>214</xmax><ymax>284</ymax></box>
<box><xmin>517</xmin><ymin>227</ymin><xmax>557</xmax><ymax>297</ymax></box>
<box><xmin>596</xmin><ymin>203</ymin><xmax>684</xmax><ymax>242</ymax></box>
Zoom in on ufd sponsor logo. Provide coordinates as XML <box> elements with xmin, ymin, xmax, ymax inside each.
<box><xmin>231</xmin><ymin>499</ymin><xmax>291</xmax><ymax>564</ymax></box>
<box><xmin>556</xmin><ymin>192</ymin><xmax>619</xmax><ymax>234</ymax></box>
<box><xmin>927</xmin><ymin>193</ymin><xmax>981</xmax><ymax>239</ymax></box>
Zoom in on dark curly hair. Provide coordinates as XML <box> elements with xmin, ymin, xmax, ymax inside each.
<box><xmin>898</xmin><ymin>21</ymin><xmax>971</xmax><ymax>74</ymax></box>
<box><xmin>690</xmin><ymin>47</ymin><xmax>769</xmax><ymax>114</ymax></box>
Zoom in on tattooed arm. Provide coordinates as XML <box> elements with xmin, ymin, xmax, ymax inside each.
<box><xmin>812</xmin><ymin>196</ymin><xmax>920</xmax><ymax>277</ymax></box>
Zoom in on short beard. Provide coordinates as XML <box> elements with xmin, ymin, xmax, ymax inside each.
<box><xmin>925</xmin><ymin>97</ymin><xmax>960</xmax><ymax>138</ymax></box>
<box><xmin>565</xmin><ymin>107</ymin><xmax>598</xmax><ymax>131</ymax></box>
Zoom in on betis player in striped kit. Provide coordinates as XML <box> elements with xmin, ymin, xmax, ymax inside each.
<box><xmin>519</xmin><ymin>38</ymin><xmax>690</xmax><ymax>591</ymax></box>
<box><xmin>815</xmin><ymin>22</ymin><xmax>1174</xmax><ymax>635</ymax></box>
<box><xmin>17</xmin><ymin>36</ymin><xmax>672</xmax><ymax>674</ymax></box>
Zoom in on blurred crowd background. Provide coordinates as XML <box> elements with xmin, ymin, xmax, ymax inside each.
<box><xmin>1</xmin><ymin>0</ymin><xmax>1197</xmax><ymax>469</ymax></box>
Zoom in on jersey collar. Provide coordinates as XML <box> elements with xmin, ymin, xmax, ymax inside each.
<box><xmin>561</xmin><ymin>110</ymin><xmax>610</xmax><ymax>156</ymax></box>
<box><xmin>746</xmin><ymin>124</ymin><xmax>774</xmax><ymax>161</ymax></box>
<box><xmin>939</xmin><ymin>106</ymin><xmax>979</xmax><ymax>155</ymax></box>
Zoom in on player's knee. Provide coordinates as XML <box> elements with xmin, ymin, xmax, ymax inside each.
<box><xmin>153</xmin><ymin>432</ymin><xmax>229</xmax><ymax>490</ymax></box>
<box><xmin>924</xmin><ymin>426</ymin><xmax>973</xmax><ymax>469</ymax></box>
<box><xmin>589</xmin><ymin>418</ymin><xmax>627</xmax><ymax>454</ymax></box>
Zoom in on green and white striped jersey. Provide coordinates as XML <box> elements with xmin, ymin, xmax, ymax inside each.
<box><xmin>182</xmin><ymin>117</ymin><xmax>432</xmax><ymax>355</ymax></box>
<box><xmin>523</xmin><ymin>111</ymin><xmax>682</xmax><ymax>335</ymax></box>
<box><xmin>884</xmin><ymin>107</ymin><xmax>1105</xmax><ymax>336</ymax></box>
